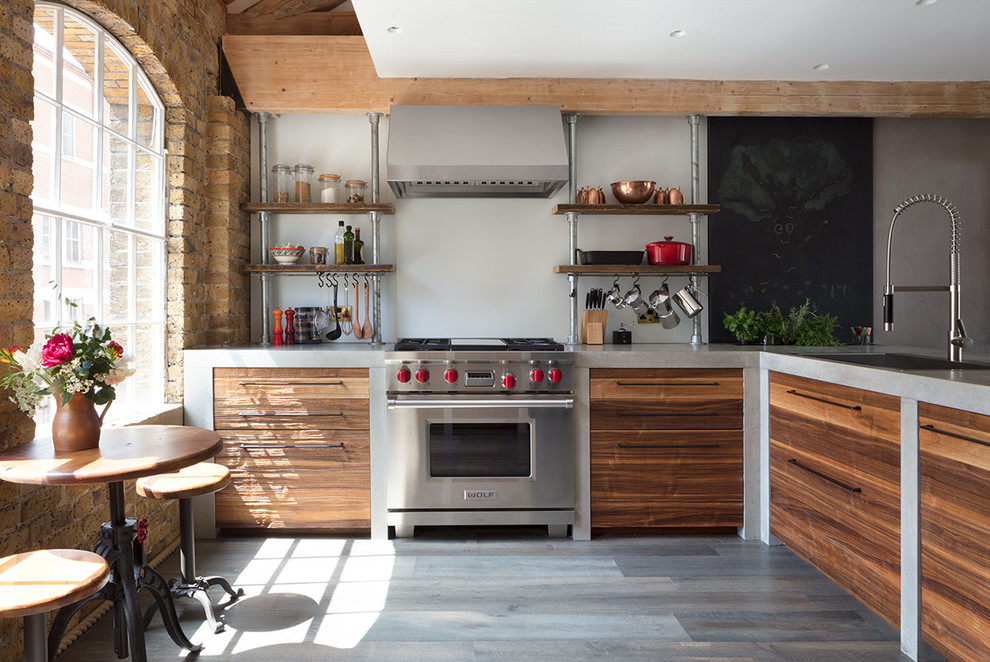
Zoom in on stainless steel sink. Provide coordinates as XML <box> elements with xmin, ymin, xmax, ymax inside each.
<box><xmin>807</xmin><ymin>353</ymin><xmax>990</xmax><ymax>371</ymax></box>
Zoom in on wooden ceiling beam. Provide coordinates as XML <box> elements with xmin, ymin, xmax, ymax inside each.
<box><xmin>222</xmin><ymin>35</ymin><xmax>990</xmax><ymax>118</ymax></box>
<box><xmin>226</xmin><ymin>10</ymin><xmax>361</xmax><ymax>35</ymax></box>
<box><xmin>272</xmin><ymin>0</ymin><xmax>348</xmax><ymax>19</ymax></box>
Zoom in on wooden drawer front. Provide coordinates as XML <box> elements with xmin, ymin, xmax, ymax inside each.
<box><xmin>591</xmin><ymin>430</ymin><xmax>743</xmax><ymax>527</ymax></box>
<box><xmin>770</xmin><ymin>440</ymin><xmax>900</xmax><ymax>626</ymax></box>
<box><xmin>592</xmin><ymin>399</ymin><xmax>742</xmax><ymax>430</ymax></box>
<box><xmin>216</xmin><ymin>429</ymin><xmax>369</xmax><ymax>530</ymax></box>
<box><xmin>919</xmin><ymin>403</ymin><xmax>990</xmax><ymax>662</ymax></box>
<box><xmin>770</xmin><ymin>372</ymin><xmax>899</xmax><ymax>484</ymax></box>
<box><xmin>591</xmin><ymin>369</ymin><xmax>742</xmax><ymax>401</ymax></box>
<box><xmin>214</xmin><ymin>368</ymin><xmax>369</xmax><ymax>429</ymax></box>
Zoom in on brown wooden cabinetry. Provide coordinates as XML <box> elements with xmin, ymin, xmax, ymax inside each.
<box><xmin>919</xmin><ymin>403</ymin><xmax>990</xmax><ymax>662</ymax></box>
<box><xmin>213</xmin><ymin>368</ymin><xmax>370</xmax><ymax>531</ymax></box>
<box><xmin>769</xmin><ymin>372</ymin><xmax>900</xmax><ymax>627</ymax></box>
<box><xmin>590</xmin><ymin>368</ymin><xmax>743</xmax><ymax>529</ymax></box>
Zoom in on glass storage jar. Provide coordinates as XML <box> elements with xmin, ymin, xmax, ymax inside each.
<box><xmin>271</xmin><ymin>164</ymin><xmax>292</xmax><ymax>203</ymax></box>
<box><xmin>345</xmin><ymin>179</ymin><xmax>366</xmax><ymax>204</ymax></box>
<box><xmin>319</xmin><ymin>173</ymin><xmax>342</xmax><ymax>203</ymax></box>
<box><xmin>294</xmin><ymin>164</ymin><xmax>314</xmax><ymax>203</ymax></box>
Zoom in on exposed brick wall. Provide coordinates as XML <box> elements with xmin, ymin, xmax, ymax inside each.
<box><xmin>0</xmin><ymin>1</ymin><xmax>251</xmax><ymax>658</ymax></box>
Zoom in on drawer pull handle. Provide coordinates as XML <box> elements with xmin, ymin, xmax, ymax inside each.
<box><xmin>920</xmin><ymin>424</ymin><xmax>990</xmax><ymax>448</ymax></box>
<box><xmin>615</xmin><ymin>381</ymin><xmax>720</xmax><ymax>387</ymax></box>
<box><xmin>785</xmin><ymin>389</ymin><xmax>861</xmax><ymax>411</ymax></box>
<box><xmin>237</xmin><ymin>381</ymin><xmax>345</xmax><ymax>386</ymax></box>
<box><xmin>787</xmin><ymin>458</ymin><xmax>861</xmax><ymax>493</ymax></box>
<box><xmin>616</xmin><ymin>443</ymin><xmax>720</xmax><ymax>449</ymax></box>
<box><xmin>239</xmin><ymin>443</ymin><xmax>345</xmax><ymax>450</ymax></box>
<box><xmin>237</xmin><ymin>413</ymin><xmax>344</xmax><ymax>417</ymax></box>
<box><xmin>616</xmin><ymin>411</ymin><xmax>719</xmax><ymax>417</ymax></box>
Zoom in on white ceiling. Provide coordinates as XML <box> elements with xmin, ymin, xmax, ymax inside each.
<box><xmin>353</xmin><ymin>0</ymin><xmax>990</xmax><ymax>81</ymax></box>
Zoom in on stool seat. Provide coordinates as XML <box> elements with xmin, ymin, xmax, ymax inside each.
<box><xmin>0</xmin><ymin>550</ymin><xmax>110</xmax><ymax>618</ymax></box>
<box><xmin>136</xmin><ymin>462</ymin><xmax>230</xmax><ymax>500</ymax></box>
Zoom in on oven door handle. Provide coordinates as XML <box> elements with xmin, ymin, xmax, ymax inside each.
<box><xmin>387</xmin><ymin>397</ymin><xmax>573</xmax><ymax>410</ymax></box>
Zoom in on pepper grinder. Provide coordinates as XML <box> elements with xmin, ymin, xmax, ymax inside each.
<box><xmin>272</xmin><ymin>309</ymin><xmax>283</xmax><ymax>345</ymax></box>
<box><xmin>284</xmin><ymin>309</ymin><xmax>295</xmax><ymax>345</ymax></box>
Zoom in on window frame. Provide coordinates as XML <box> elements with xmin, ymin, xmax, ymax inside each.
<box><xmin>31</xmin><ymin>2</ymin><xmax>168</xmax><ymax>419</ymax></box>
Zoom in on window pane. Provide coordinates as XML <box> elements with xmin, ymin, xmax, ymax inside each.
<box><xmin>110</xmin><ymin>324</ymin><xmax>164</xmax><ymax>404</ymax></box>
<box><xmin>103</xmin><ymin>42</ymin><xmax>130</xmax><ymax>138</ymax></box>
<box><xmin>62</xmin><ymin>221</ymin><xmax>98</xmax><ymax>321</ymax></box>
<box><xmin>103</xmin><ymin>135</ymin><xmax>131</xmax><ymax>223</ymax></box>
<box><xmin>135</xmin><ymin>79</ymin><xmax>159</xmax><ymax>149</ymax></box>
<box><xmin>32</xmin><ymin>214</ymin><xmax>57</xmax><ymax>327</ymax></box>
<box><xmin>103</xmin><ymin>229</ymin><xmax>131</xmax><ymax>322</ymax></box>
<box><xmin>61</xmin><ymin>14</ymin><xmax>97</xmax><ymax>118</ymax></box>
<box><xmin>59</xmin><ymin>114</ymin><xmax>97</xmax><ymax>212</ymax></box>
<box><xmin>32</xmin><ymin>6</ymin><xmax>57</xmax><ymax>98</ymax></box>
<box><xmin>135</xmin><ymin>236</ymin><xmax>163</xmax><ymax>323</ymax></box>
<box><xmin>31</xmin><ymin>97</ymin><xmax>56</xmax><ymax>204</ymax></box>
<box><xmin>134</xmin><ymin>148</ymin><xmax>160</xmax><ymax>232</ymax></box>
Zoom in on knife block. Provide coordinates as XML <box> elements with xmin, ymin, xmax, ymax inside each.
<box><xmin>581</xmin><ymin>310</ymin><xmax>607</xmax><ymax>345</ymax></box>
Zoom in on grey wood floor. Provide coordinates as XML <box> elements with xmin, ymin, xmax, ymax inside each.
<box><xmin>58</xmin><ymin>528</ymin><xmax>941</xmax><ymax>661</ymax></box>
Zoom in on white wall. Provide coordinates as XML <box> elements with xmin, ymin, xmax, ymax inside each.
<box><xmin>873</xmin><ymin>119</ymin><xmax>990</xmax><ymax>356</ymax></box>
<box><xmin>251</xmin><ymin>114</ymin><xmax>707</xmax><ymax>344</ymax></box>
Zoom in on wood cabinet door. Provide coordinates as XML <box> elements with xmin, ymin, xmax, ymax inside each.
<box><xmin>919</xmin><ymin>403</ymin><xmax>990</xmax><ymax>662</ymax></box>
<box><xmin>591</xmin><ymin>429</ymin><xmax>743</xmax><ymax>527</ymax></box>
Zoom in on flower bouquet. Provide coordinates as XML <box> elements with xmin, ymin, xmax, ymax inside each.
<box><xmin>1</xmin><ymin>319</ymin><xmax>135</xmax><ymax>450</ymax></box>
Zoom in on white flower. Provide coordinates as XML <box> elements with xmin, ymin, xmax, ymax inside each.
<box><xmin>103</xmin><ymin>356</ymin><xmax>136</xmax><ymax>386</ymax></box>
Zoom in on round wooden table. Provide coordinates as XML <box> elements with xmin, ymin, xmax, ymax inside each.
<box><xmin>0</xmin><ymin>425</ymin><xmax>222</xmax><ymax>662</ymax></box>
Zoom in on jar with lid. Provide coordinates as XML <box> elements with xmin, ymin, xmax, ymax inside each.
<box><xmin>294</xmin><ymin>164</ymin><xmax>314</xmax><ymax>203</ymax></box>
<box><xmin>319</xmin><ymin>174</ymin><xmax>342</xmax><ymax>203</ymax></box>
<box><xmin>345</xmin><ymin>180</ymin><xmax>366</xmax><ymax>204</ymax></box>
<box><xmin>271</xmin><ymin>164</ymin><xmax>292</xmax><ymax>203</ymax></box>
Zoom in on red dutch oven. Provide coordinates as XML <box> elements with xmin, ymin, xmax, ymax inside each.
<box><xmin>645</xmin><ymin>236</ymin><xmax>692</xmax><ymax>266</ymax></box>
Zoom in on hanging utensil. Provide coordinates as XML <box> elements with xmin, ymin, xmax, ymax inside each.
<box><xmin>352</xmin><ymin>279</ymin><xmax>364</xmax><ymax>339</ymax></box>
<box><xmin>314</xmin><ymin>272</ymin><xmax>331</xmax><ymax>334</ymax></box>
<box><xmin>361</xmin><ymin>278</ymin><xmax>373</xmax><ymax>340</ymax></box>
<box><xmin>325</xmin><ymin>277</ymin><xmax>342</xmax><ymax>340</ymax></box>
<box><xmin>340</xmin><ymin>274</ymin><xmax>352</xmax><ymax>336</ymax></box>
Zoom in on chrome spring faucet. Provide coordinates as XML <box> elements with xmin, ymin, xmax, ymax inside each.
<box><xmin>883</xmin><ymin>193</ymin><xmax>971</xmax><ymax>362</ymax></box>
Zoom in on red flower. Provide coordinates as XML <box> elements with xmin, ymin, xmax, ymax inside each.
<box><xmin>108</xmin><ymin>340</ymin><xmax>123</xmax><ymax>357</ymax></box>
<box><xmin>41</xmin><ymin>334</ymin><xmax>75</xmax><ymax>367</ymax></box>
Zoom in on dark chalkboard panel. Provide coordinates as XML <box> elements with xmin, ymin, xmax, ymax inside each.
<box><xmin>707</xmin><ymin>118</ymin><xmax>874</xmax><ymax>343</ymax></box>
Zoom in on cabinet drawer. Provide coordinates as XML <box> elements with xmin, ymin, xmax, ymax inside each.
<box><xmin>591</xmin><ymin>369</ymin><xmax>742</xmax><ymax>401</ymax></box>
<box><xmin>591</xmin><ymin>430</ymin><xmax>742</xmax><ymax>527</ymax></box>
<box><xmin>214</xmin><ymin>368</ymin><xmax>368</xmax><ymax>418</ymax></box>
<box><xmin>591</xmin><ymin>399</ymin><xmax>742</xmax><ymax>430</ymax></box>
<box><xmin>770</xmin><ymin>372</ymin><xmax>899</xmax><ymax>483</ymax></box>
<box><xmin>216</xmin><ymin>429</ymin><xmax>369</xmax><ymax>530</ymax></box>
<box><xmin>770</xmin><ymin>440</ymin><xmax>900</xmax><ymax>626</ymax></box>
<box><xmin>919</xmin><ymin>403</ymin><xmax>990</xmax><ymax>662</ymax></box>
<box><xmin>214</xmin><ymin>398</ymin><xmax>369</xmax><ymax>430</ymax></box>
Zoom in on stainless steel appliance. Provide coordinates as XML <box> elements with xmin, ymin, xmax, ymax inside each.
<box><xmin>386</xmin><ymin>338</ymin><xmax>574</xmax><ymax>538</ymax></box>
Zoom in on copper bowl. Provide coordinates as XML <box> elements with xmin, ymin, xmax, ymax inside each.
<box><xmin>610</xmin><ymin>180</ymin><xmax>656</xmax><ymax>204</ymax></box>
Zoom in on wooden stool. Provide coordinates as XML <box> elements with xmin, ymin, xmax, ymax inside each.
<box><xmin>136</xmin><ymin>463</ymin><xmax>243</xmax><ymax>634</ymax></box>
<box><xmin>0</xmin><ymin>549</ymin><xmax>110</xmax><ymax>662</ymax></box>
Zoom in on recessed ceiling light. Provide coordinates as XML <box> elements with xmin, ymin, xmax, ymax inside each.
<box><xmin>669</xmin><ymin>30</ymin><xmax>687</xmax><ymax>38</ymax></box>
<box><xmin>813</xmin><ymin>63</ymin><xmax>831</xmax><ymax>71</ymax></box>
<box><xmin>916</xmin><ymin>0</ymin><xmax>938</xmax><ymax>6</ymax></box>
<box><xmin>386</xmin><ymin>26</ymin><xmax>402</xmax><ymax>34</ymax></box>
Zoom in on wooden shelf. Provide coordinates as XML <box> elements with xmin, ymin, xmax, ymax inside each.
<box><xmin>554</xmin><ymin>264</ymin><xmax>721</xmax><ymax>275</ymax></box>
<box><xmin>244</xmin><ymin>264</ymin><xmax>395</xmax><ymax>274</ymax></box>
<box><xmin>553</xmin><ymin>204</ymin><xmax>719</xmax><ymax>216</ymax></box>
<box><xmin>242</xmin><ymin>202</ymin><xmax>394</xmax><ymax>215</ymax></box>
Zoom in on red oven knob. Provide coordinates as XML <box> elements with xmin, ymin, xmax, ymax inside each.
<box><xmin>444</xmin><ymin>368</ymin><xmax>458</xmax><ymax>384</ymax></box>
<box><xmin>415</xmin><ymin>369</ymin><xmax>430</xmax><ymax>383</ymax></box>
<box><xmin>530</xmin><ymin>368</ymin><xmax>545</xmax><ymax>383</ymax></box>
<box><xmin>548</xmin><ymin>368</ymin><xmax>563</xmax><ymax>383</ymax></box>
<box><xmin>396</xmin><ymin>367</ymin><xmax>411</xmax><ymax>383</ymax></box>
<box><xmin>502</xmin><ymin>373</ymin><xmax>516</xmax><ymax>389</ymax></box>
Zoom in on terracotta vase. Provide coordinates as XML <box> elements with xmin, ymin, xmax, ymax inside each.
<box><xmin>51</xmin><ymin>393</ymin><xmax>108</xmax><ymax>452</ymax></box>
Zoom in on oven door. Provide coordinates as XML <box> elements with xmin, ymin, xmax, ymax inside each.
<box><xmin>386</xmin><ymin>394</ymin><xmax>574</xmax><ymax>511</ymax></box>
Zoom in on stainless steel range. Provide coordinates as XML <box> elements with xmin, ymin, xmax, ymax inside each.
<box><xmin>385</xmin><ymin>338</ymin><xmax>574</xmax><ymax>538</ymax></box>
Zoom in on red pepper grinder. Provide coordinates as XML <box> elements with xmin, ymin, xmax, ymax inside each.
<box><xmin>272</xmin><ymin>309</ymin><xmax>283</xmax><ymax>345</ymax></box>
<box><xmin>284</xmin><ymin>308</ymin><xmax>295</xmax><ymax>345</ymax></box>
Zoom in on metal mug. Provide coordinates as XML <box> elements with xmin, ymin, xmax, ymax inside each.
<box><xmin>671</xmin><ymin>286</ymin><xmax>703</xmax><ymax>318</ymax></box>
<box><xmin>623</xmin><ymin>283</ymin><xmax>648</xmax><ymax>315</ymax></box>
<box><xmin>606</xmin><ymin>282</ymin><xmax>626</xmax><ymax>309</ymax></box>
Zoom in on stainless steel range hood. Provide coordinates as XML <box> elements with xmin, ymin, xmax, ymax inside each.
<box><xmin>386</xmin><ymin>105</ymin><xmax>569</xmax><ymax>198</ymax></box>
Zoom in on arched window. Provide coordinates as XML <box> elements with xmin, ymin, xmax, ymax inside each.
<box><xmin>31</xmin><ymin>3</ymin><xmax>166</xmax><ymax>423</ymax></box>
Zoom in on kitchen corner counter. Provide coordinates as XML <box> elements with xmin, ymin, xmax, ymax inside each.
<box><xmin>183</xmin><ymin>344</ymin><xmax>388</xmax><ymax>369</ymax></box>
